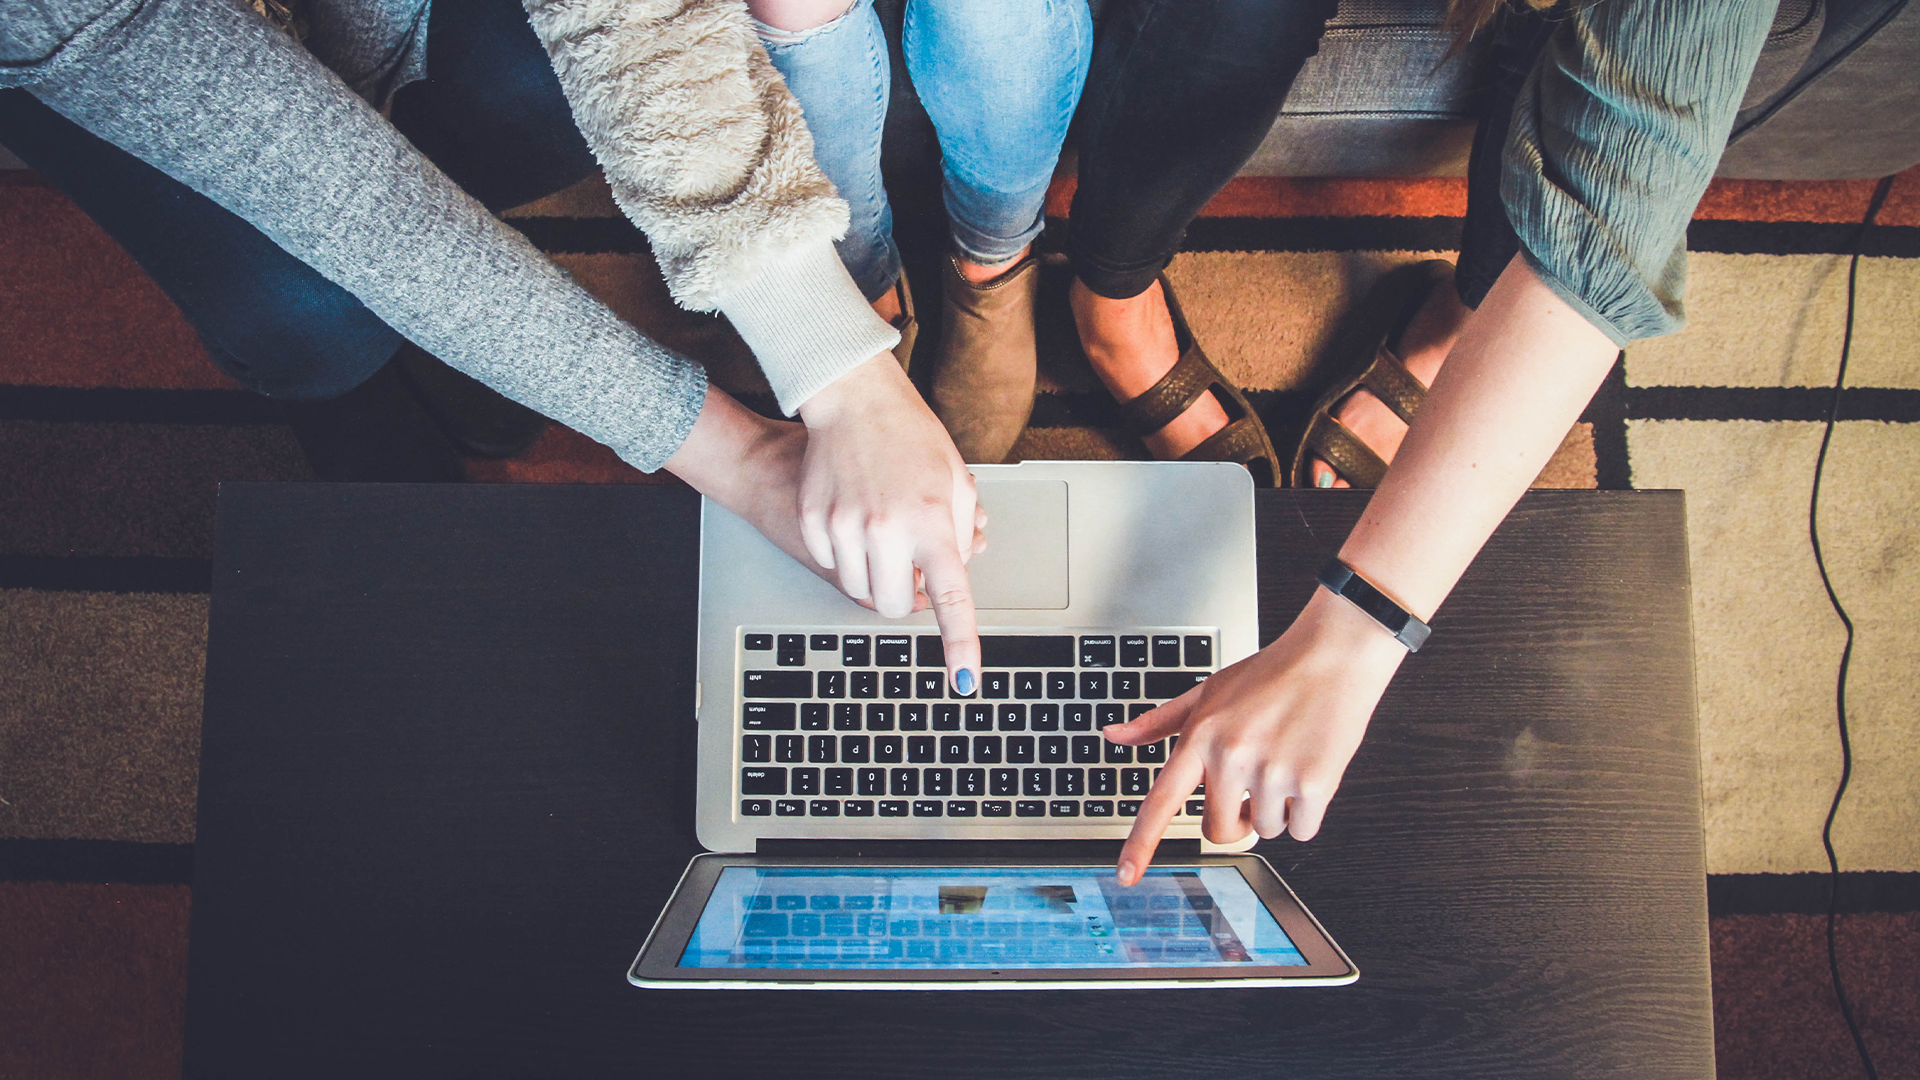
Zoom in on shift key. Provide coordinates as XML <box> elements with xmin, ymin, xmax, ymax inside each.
<box><xmin>744</xmin><ymin>670</ymin><xmax>813</xmax><ymax>698</ymax></box>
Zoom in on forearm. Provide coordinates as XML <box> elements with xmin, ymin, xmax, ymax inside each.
<box><xmin>1339</xmin><ymin>255</ymin><xmax>1617</xmax><ymax>620</ymax></box>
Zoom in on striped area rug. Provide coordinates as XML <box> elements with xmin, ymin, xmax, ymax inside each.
<box><xmin>2</xmin><ymin>165</ymin><xmax>1917</xmax><ymax>1078</ymax></box>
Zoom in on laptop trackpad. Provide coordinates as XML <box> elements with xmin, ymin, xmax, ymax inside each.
<box><xmin>968</xmin><ymin>480</ymin><xmax>1068</xmax><ymax>610</ymax></box>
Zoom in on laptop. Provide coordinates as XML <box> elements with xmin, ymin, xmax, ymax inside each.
<box><xmin>632</xmin><ymin>460</ymin><xmax>1357</xmax><ymax>988</ymax></box>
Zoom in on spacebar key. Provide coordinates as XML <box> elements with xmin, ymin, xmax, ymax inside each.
<box><xmin>744</xmin><ymin>670</ymin><xmax>813</xmax><ymax>698</ymax></box>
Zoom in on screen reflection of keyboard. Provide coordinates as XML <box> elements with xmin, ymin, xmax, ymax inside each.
<box><xmin>735</xmin><ymin>631</ymin><xmax>1215</xmax><ymax>822</ymax></box>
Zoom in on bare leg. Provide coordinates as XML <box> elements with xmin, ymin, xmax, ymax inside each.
<box><xmin>1069</xmin><ymin>276</ymin><xmax>1230</xmax><ymax>459</ymax></box>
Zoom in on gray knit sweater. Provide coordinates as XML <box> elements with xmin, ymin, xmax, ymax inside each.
<box><xmin>1</xmin><ymin>0</ymin><xmax>897</xmax><ymax>471</ymax></box>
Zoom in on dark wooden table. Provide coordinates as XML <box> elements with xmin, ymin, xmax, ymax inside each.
<box><xmin>186</xmin><ymin>484</ymin><xmax>1711</xmax><ymax>1079</ymax></box>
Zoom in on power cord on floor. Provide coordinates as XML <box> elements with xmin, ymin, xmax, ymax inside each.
<box><xmin>1808</xmin><ymin>172</ymin><xmax>1894</xmax><ymax>1080</ymax></box>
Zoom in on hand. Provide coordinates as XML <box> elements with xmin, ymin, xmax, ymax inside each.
<box><xmin>1105</xmin><ymin>586</ymin><xmax>1409</xmax><ymax>885</ymax></box>
<box><xmin>796</xmin><ymin>353</ymin><xmax>986</xmax><ymax>692</ymax></box>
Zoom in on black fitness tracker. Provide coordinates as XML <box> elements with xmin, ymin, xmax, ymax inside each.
<box><xmin>1316</xmin><ymin>558</ymin><xmax>1431</xmax><ymax>653</ymax></box>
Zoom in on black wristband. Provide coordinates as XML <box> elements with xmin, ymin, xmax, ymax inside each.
<box><xmin>1316</xmin><ymin>558</ymin><xmax>1431</xmax><ymax>653</ymax></box>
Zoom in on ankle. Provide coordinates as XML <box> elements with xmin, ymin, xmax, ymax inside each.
<box><xmin>871</xmin><ymin>284</ymin><xmax>903</xmax><ymax>325</ymax></box>
<box><xmin>1396</xmin><ymin>282</ymin><xmax>1470</xmax><ymax>386</ymax></box>
<box><xmin>1070</xmin><ymin>278</ymin><xmax>1180</xmax><ymax>398</ymax></box>
<box><xmin>955</xmin><ymin>247</ymin><xmax>1031</xmax><ymax>286</ymax></box>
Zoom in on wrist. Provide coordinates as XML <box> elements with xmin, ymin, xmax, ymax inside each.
<box><xmin>796</xmin><ymin>352</ymin><xmax>905</xmax><ymax>429</ymax></box>
<box><xmin>1300</xmin><ymin>585</ymin><xmax>1414</xmax><ymax>666</ymax></box>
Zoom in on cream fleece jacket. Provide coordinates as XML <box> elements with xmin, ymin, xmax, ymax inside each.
<box><xmin>524</xmin><ymin>0</ymin><xmax>899</xmax><ymax>414</ymax></box>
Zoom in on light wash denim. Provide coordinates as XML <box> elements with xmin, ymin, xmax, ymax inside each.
<box><xmin>759</xmin><ymin>0</ymin><xmax>1092</xmax><ymax>299</ymax></box>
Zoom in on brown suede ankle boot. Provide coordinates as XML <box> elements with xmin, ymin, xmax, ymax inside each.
<box><xmin>930</xmin><ymin>253</ymin><xmax>1040</xmax><ymax>464</ymax></box>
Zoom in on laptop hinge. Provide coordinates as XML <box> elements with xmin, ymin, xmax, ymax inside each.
<box><xmin>752</xmin><ymin>838</ymin><xmax>1204</xmax><ymax>860</ymax></box>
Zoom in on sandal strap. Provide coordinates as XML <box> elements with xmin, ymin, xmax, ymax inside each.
<box><xmin>1182</xmin><ymin>416</ymin><xmax>1268</xmax><ymax>464</ymax></box>
<box><xmin>1116</xmin><ymin>340</ymin><xmax>1215</xmax><ymax>438</ymax></box>
<box><xmin>1360</xmin><ymin>345</ymin><xmax>1427</xmax><ymax>426</ymax></box>
<box><xmin>1301</xmin><ymin>411</ymin><xmax>1389</xmax><ymax>488</ymax></box>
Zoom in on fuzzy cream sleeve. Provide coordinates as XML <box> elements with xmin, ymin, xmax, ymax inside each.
<box><xmin>524</xmin><ymin>0</ymin><xmax>898</xmax><ymax>414</ymax></box>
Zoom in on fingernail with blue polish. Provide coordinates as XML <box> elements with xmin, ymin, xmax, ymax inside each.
<box><xmin>1315</xmin><ymin>471</ymin><xmax>1334</xmax><ymax>489</ymax></box>
<box><xmin>955</xmin><ymin>668</ymin><xmax>976</xmax><ymax>696</ymax></box>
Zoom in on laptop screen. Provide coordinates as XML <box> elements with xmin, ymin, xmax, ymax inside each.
<box><xmin>678</xmin><ymin>865</ymin><xmax>1307</xmax><ymax>970</ymax></box>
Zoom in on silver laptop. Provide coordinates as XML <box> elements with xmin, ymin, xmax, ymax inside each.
<box><xmin>633</xmin><ymin>460</ymin><xmax>1357</xmax><ymax>988</ymax></box>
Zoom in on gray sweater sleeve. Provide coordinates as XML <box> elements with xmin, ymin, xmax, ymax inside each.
<box><xmin>15</xmin><ymin>0</ymin><xmax>707</xmax><ymax>472</ymax></box>
<box><xmin>1501</xmin><ymin>0</ymin><xmax>1776</xmax><ymax>345</ymax></box>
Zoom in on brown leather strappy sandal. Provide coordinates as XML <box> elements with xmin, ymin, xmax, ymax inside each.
<box><xmin>1112</xmin><ymin>274</ymin><xmax>1282</xmax><ymax>487</ymax></box>
<box><xmin>1290</xmin><ymin>259</ymin><xmax>1454</xmax><ymax>488</ymax></box>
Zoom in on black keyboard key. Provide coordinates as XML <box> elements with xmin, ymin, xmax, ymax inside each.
<box><xmin>924</xmin><ymin>767</ymin><xmax>953</xmax><ymax>796</ymax></box>
<box><xmin>809</xmin><ymin>633</ymin><xmax>838</xmax><ymax>652</ymax></box>
<box><xmin>741</xmin><ymin>799</ymin><xmax>772</xmax><ymax>816</ymax></box>
<box><xmin>879</xmin><ymin>800</ymin><xmax>910</xmax><ymax>817</ymax></box>
<box><xmin>1138</xmin><ymin>740</ymin><xmax>1167</xmax><ymax>764</ymax></box>
<box><xmin>808</xmin><ymin>735</ymin><xmax>837</xmax><ymax>763</ymax></box>
<box><xmin>1112</xmin><ymin>671</ymin><xmax>1141</xmax><ymax>699</ymax></box>
<box><xmin>842</xmin><ymin>735</ymin><xmax>870</xmax><ymax>763</ymax></box>
<box><xmin>1146</xmin><ymin>671</ymin><xmax>1209</xmax><ymax>700</ymax></box>
<box><xmin>776</xmin><ymin>634</ymin><xmax>806</xmax><ymax>666</ymax></box>
<box><xmin>946</xmin><ymin>800</ymin><xmax>978</xmax><ymax>817</ymax></box>
<box><xmin>1049</xmin><ymin>800</ymin><xmax>1080</xmax><ymax>817</ymax></box>
<box><xmin>900</xmin><ymin>704</ymin><xmax>928</xmax><ymax>730</ymax></box>
<box><xmin>1022</xmin><ymin>768</ymin><xmax>1051</xmax><ymax>797</ymax></box>
<box><xmin>998</xmin><ymin>704</ymin><xmax>1027</xmax><ymax>731</ymax></box>
<box><xmin>1007</xmin><ymin>736</ymin><xmax>1035</xmax><ymax>763</ymax></box>
<box><xmin>858</xmin><ymin>768</ymin><xmax>885</xmax><ymax>796</ymax></box>
<box><xmin>1096</xmin><ymin>703</ymin><xmax>1125</xmax><ymax>729</ymax></box>
<box><xmin>817</xmin><ymin>768</ymin><xmax>843</xmax><ymax>796</ymax></box>
<box><xmin>1078</xmin><ymin>635</ymin><xmax>1116</xmax><ymax>668</ymax></box>
<box><xmin>875</xmin><ymin>736</ymin><xmax>903</xmax><ymax>763</ymax></box>
<box><xmin>841</xmin><ymin>635</ymin><xmax>871</xmax><ymax>666</ymax></box>
<box><xmin>1120</xmin><ymin>635</ymin><xmax>1149</xmax><ymax>667</ymax></box>
<box><xmin>744</xmin><ymin>633</ymin><xmax>773</xmax><ymax>651</ymax></box>
<box><xmin>884</xmin><ymin>671</ymin><xmax>912</xmax><ymax>699</ymax></box>
<box><xmin>741</xmin><ymin>767</ymin><xmax>785</xmax><ymax>795</ymax></box>
<box><xmin>1079</xmin><ymin>671</ymin><xmax>1109</xmax><ymax>699</ymax></box>
<box><xmin>795</xmin><ymin>768</ymin><xmax>823</xmax><ymax>795</ymax></box>
<box><xmin>1013</xmin><ymin>672</ymin><xmax>1043</xmax><ymax>699</ymax></box>
<box><xmin>933</xmin><ymin>703</ymin><xmax>961</xmax><ymax>731</ymax></box>
<box><xmin>889</xmin><ymin>768</ymin><xmax>917</xmax><ymax>796</ymax></box>
<box><xmin>1039</xmin><ymin>736</ymin><xmax>1068</xmax><ymax>763</ymax></box>
<box><xmin>1185</xmin><ymin>636</ymin><xmax>1213</xmax><ymax>668</ymax></box>
<box><xmin>810</xmin><ymin>800</ymin><xmax>841</xmax><ymax>816</ymax></box>
<box><xmin>916</xmin><ymin>671</ymin><xmax>945</xmax><ymax>699</ymax></box>
<box><xmin>743</xmin><ymin>702</ymin><xmax>797</xmax><ymax>730</ymax></box>
<box><xmin>1090</xmin><ymin>768</ymin><xmax>1117</xmax><ymax>796</ymax></box>
<box><xmin>796</xmin><ymin>703</ymin><xmax>826</xmax><ymax>730</ymax></box>
<box><xmin>1151</xmin><ymin>636</ymin><xmax>1181</xmax><ymax>667</ymax></box>
<box><xmin>907</xmin><ymin>736</ymin><xmax>936</xmax><ymax>763</ymax></box>
<box><xmin>844</xmin><ymin>800</ymin><xmax>874</xmax><ymax>816</ymax></box>
<box><xmin>983</xmin><ymin>800</ymin><xmax>1012</xmax><ymax>817</ymax></box>
<box><xmin>1084</xmin><ymin>800</ymin><xmax>1115</xmax><ymax>817</ymax></box>
<box><xmin>1118</xmin><ymin>799</ymin><xmax>1141</xmax><ymax>817</ymax></box>
<box><xmin>965</xmin><ymin>704</ymin><xmax>994</xmax><ymax>731</ymax></box>
<box><xmin>833</xmin><ymin>703</ymin><xmax>862</xmax><ymax>731</ymax></box>
<box><xmin>817</xmin><ymin>671</ymin><xmax>844</xmax><ymax>699</ymax></box>
<box><xmin>982</xmin><ymin>672</ymin><xmax>1011</xmax><ymax>699</ymax></box>
<box><xmin>1030</xmin><ymin>704</ymin><xmax>1059</xmax><ymax>731</ymax></box>
<box><xmin>776</xmin><ymin>799</ymin><xmax>806</xmax><ymax>816</ymax></box>
<box><xmin>1122</xmin><ymin>768</ymin><xmax>1151</xmax><ymax>796</ymax></box>
<box><xmin>875</xmin><ymin>635</ymin><xmax>912</xmax><ymax>666</ymax></box>
<box><xmin>851</xmin><ymin>671</ymin><xmax>878</xmax><ymax>699</ymax></box>
<box><xmin>980</xmin><ymin>635</ymin><xmax>1075</xmax><ymax>667</ymax></box>
<box><xmin>867</xmin><ymin>704</ymin><xmax>895</xmax><ymax>731</ymax></box>
<box><xmin>939</xmin><ymin>736</ymin><xmax>969</xmax><ymax>763</ymax></box>
<box><xmin>912</xmin><ymin>800</ymin><xmax>943</xmax><ymax>817</ymax></box>
<box><xmin>915</xmin><ymin>635</ymin><xmax>945</xmax><ymax>668</ymax></box>
<box><xmin>742</xmin><ymin>735</ymin><xmax>772</xmax><ymax>763</ymax></box>
<box><xmin>972</xmin><ymin>736</ymin><xmax>1002</xmax><ymax>764</ymax></box>
<box><xmin>990</xmin><ymin>768</ymin><xmax>1018</xmax><ymax>796</ymax></box>
<box><xmin>1055</xmin><ymin>768</ymin><xmax>1085</xmax><ymax>796</ymax></box>
<box><xmin>1071</xmin><ymin>736</ymin><xmax>1102</xmax><ymax>763</ymax></box>
<box><xmin>958</xmin><ymin>768</ymin><xmax>986</xmax><ymax>796</ymax></box>
<box><xmin>1104</xmin><ymin>741</ymin><xmax>1133</xmax><ymax>764</ymax></box>
<box><xmin>744</xmin><ymin>670</ymin><xmax>811</xmax><ymax>698</ymax></box>
<box><xmin>1046</xmin><ymin>671</ymin><xmax>1076</xmax><ymax>699</ymax></box>
<box><xmin>1015</xmin><ymin>800</ymin><xmax>1046</xmax><ymax>817</ymax></box>
<box><xmin>1063</xmin><ymin>703</ymin><xmax>1093</xmax><ymax>731</ymax></box>
<box><xmin>775</xmin><ymin>735</ymin><xmax>803</xmax><ymax>763</ymax></box>
<box><xmin>1185</xmin><ymin>799</ymin><xmax>1207</xmax><ymax>816</ymax></box>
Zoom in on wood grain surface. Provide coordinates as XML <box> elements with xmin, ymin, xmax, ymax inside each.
<box><xmin>186</xmin><ymin>484</ymin><xmax>1708</xmax><ymax>1079</ymax></box>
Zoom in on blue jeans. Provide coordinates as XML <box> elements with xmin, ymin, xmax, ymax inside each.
<box><xmin>0</xmin><ymin>0</ymin><xmax>595</xmax><ymax>400</ymax></box>
<box><xmin>759</xmin><ymin>0</ymin><xmax>1093</xmax><ymax>300</ymax></box>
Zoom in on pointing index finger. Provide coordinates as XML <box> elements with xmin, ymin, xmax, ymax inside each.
<box><xmin>916</xmin><ymin>536</ymin><xmax>980</xmax><ymax>697</ymax></box>
<box><xmin>1116</xmin><ymin>740</ymin><xmax>1204</xmax><ymax>886</ymax></box>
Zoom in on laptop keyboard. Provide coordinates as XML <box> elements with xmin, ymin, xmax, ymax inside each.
<box><xmin>735</xmin><ymin>630</ymin><xmax>1215</xmax><ymax>823</ymax></box>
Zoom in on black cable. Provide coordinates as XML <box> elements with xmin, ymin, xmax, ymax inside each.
<box><xmin>1807</xmin><ymin>173</ymin><xmax>1893</xmax><ymax>1080</ymax></box>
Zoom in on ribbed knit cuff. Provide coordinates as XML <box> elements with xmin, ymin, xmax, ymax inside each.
<box><xmin>714</xmin><ymin>238</ymin><xmax>900</xmax><ymax>415</ymax></box>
